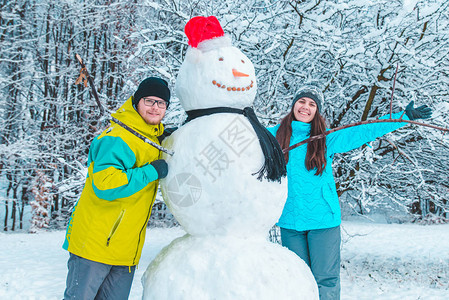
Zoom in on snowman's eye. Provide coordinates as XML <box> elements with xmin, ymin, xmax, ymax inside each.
<box><xmin>219</xmin><ymin>57</ymin><xmax>224</xmax><ymax>61</ymax></box>
<box><xmin>241</xmin><ymin>60</ymin><xmax>245</xmax><ymax>64</ymax></box>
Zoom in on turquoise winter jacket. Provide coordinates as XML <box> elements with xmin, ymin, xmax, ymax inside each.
<box><xmin>267</xmin><ymin>112</ymin><xmax>408</xmax><ymax>231</ymax></box>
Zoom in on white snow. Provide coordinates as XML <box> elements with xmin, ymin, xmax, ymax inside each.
<box><xmin>402</xmin><ymin>0</ymin><xmax>418</xmax><ymax>13</ymax></box>
<box><xmin>340</xmin><ymin>221</ymin><xmax>449</xmax><ymax>299</ymax></box>
<box><xmin>142</xmin><ymin>234</ymin><xmax>317</xmax><ymax>299</ymax></box>
<box><xmin>160</xmin><ymin>114</ymin><xmax>287</xmax><ymax>237</ymax></box>
<box><xmin>1</xmin><ymin>221</ymin><xmax>448</xmax><ymax>299</ymax></box>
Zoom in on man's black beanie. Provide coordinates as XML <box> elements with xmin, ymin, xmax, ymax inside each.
<box><xmin>133</xmin><ymin>77</ymin><xmax>171</xmax><ymax>108</ymax></box>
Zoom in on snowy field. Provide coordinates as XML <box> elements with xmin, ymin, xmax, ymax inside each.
<box><xmin>0</xmin><ymin>221</ymin><xmax>448</xmax><ymax>300</ymax></box>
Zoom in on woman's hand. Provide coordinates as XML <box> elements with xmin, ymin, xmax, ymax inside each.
<box><xmin>405</xmin><ymin>101</ymin><xmax>432</xmax><ymax>120</ymax></box>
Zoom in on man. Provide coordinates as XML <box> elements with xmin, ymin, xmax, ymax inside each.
<box><xmin>63</xmin><ymin>77</ymin><xmax>171</xmax><ymax>299</ymax></box>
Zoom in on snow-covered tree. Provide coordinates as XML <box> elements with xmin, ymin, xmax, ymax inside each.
<box><xmin>1</xmin><ymin>0</ymin><xmax>448</xmax><ymax>230</ymax></box>
<box><xmin>29</xmin><ymin>170</ymin><xmax>52</xmax><ymax>233</ymax></box>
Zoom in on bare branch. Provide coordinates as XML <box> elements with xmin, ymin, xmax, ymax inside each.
<box><xmin>384</xmin><ymin>138</ymin><xmax>415</xmax><ymax>165</ymax></box>
<box><xmin>283</xmin><ymin>119</ymin><xmax>449</xmax><ymax>153</ymax></box>
<box><xmin>389</xmin><ymin>64</ymin><xmax>399</xmax><ymax>118</ymax></box>
<box><xmin>75</xmin><ymin>53</ymin><xmax>104</xmax><ymax>116</ymax></box>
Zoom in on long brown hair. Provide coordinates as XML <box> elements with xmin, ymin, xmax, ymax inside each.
<box><xmin>275</xmin><ymin>108</ymin><xmax>327</xmax><ymax>175</ymax></box>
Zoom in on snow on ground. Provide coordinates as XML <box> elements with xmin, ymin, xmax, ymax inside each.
<box><xmin>0</xmin><ymin>221</ymin><xmax>448</xmax><ymax>300</ymax></box>
<box><xmin>340</xmin><ymin>222</ymin><xmax>449</xmax><ymax>299</ymax></box>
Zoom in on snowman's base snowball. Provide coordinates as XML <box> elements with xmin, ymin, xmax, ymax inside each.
<box><xmin>141</xmin><ymin>234</ymin><xmax>318</xmax><ymax>300</ymax></box>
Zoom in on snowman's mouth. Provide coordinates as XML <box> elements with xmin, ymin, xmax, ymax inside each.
<box><xmin>212</xmin><ymin>80</ymin><xmax>254</xmax><ymax>92</ymax></box>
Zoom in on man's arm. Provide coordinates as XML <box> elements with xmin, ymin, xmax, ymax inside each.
<box><xmin>89</xmin><ymin>136</ymin><xmax>165</xmax><ymax>201</ymax></box>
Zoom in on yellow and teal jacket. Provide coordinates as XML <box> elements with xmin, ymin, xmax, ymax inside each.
<box><xmin>63</xmin><ymin>96</ymin><xmax>164</xmax><ymax>266</ymax></box>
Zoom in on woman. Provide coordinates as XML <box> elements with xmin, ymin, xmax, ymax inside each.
<box><xmin>267</xmin><ymin>85</ymin><xmax>432</xmax><ymax>300</ymax></box>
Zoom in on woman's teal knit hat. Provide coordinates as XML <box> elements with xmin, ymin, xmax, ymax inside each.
<box><xmin>291</xmin><ymin>85</ymin><xmax>324</xmax><ymax>112</ymax></box>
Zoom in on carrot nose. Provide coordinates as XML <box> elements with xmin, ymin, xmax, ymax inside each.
<box><xmin>232</xmin><ymin>69</ymin><xmax>249</xmax><ymax>77</ymax></box>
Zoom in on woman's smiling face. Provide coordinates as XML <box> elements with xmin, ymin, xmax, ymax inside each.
<box><xmin>293</xmin><ymin>97</ymin><xmax>317</xmax><ymax>123</ymax></box>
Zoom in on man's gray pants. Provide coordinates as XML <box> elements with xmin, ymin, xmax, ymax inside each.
<box><xmin>64</xmin><ymin>253</ymin><xmax>136</xmax><ymax>300</ymax></box>
<box><xmin>280</xmin><ymin>226</ymin><xmax>341</xmax><ymax>300</ymax></box>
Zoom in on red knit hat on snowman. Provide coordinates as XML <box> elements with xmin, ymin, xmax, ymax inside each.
<box><xmin>184</xmin><ymin>16</ymin><xmax>232</xmax><ymax>52</ymax></box>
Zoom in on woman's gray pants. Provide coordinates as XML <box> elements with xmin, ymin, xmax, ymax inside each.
<box><xmin>280</xmin><ymin>226</ymin><xmax>341</xmax><ymax>300</ymax></box>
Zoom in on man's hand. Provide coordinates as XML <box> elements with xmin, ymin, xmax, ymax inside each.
<box><xmin>150</xmin><ymin>159</ymin><xmax>168</xmax><ymax>179</ymax></box>
<box><xmin>405</xmin><ymin>101</ymin><xmax>432</xmax><ymax>120</ymax></box>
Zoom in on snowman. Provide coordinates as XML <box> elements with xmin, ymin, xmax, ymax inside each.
<box><xmin>142</xmin><ymin>16</ymin><xmax>318</xmax><ymax>299</ymax></box>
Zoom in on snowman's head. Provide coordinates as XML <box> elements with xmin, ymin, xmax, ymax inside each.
<box><xmin>176</xmin><ymin>16</ymin><xmax>257</xmax><ymax>111</ymax></box>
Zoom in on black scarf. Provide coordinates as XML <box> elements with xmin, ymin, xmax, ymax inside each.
<box><xmin>185</xmin><ymin>107</ymin><xmax>286</xmax><ymax>182</ymax></box>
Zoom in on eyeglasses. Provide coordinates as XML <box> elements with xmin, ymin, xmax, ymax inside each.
<box><xmin>142</xmin><ymin>97</ymin><xmax>167</xmax><ymax>109</ymax></box>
